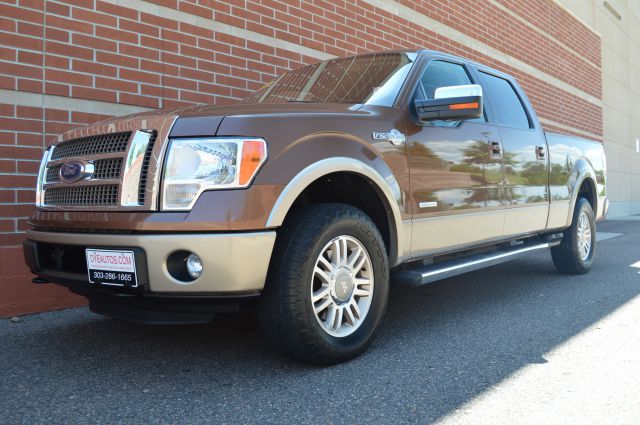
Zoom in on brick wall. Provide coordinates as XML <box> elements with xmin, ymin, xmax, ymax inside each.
<box><xmin>0</xmin><ymin>0</ymin><xmax>602</xmax><ymax>316</ymax></box>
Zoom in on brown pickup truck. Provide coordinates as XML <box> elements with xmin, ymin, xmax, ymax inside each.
<box><xmin>24</xmin><ymin>50</ymin><xmax>607</xmax><ymax>364</ymax></box>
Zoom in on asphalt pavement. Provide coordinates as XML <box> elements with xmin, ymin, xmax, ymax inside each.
<box><xmin>1</xmin><ymin>219</ymin><xmax>639</xmax><ymax>425</ymax></box>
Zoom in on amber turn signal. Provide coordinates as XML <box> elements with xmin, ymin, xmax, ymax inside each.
<box><xmin>239</xmin><ymin>140</ymin><xmax>267</xmax><ymax>185</ymax></box>
<box><xmin>449</xmin><ymin>102</ymin><xmax>479</xmax><ymax>110</ymax></box>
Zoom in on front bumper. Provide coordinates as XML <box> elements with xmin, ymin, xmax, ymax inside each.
<box><xmin>24</xmin><ymin>230</ymin><xmax>276</xmax><ymax>294</ymax></box>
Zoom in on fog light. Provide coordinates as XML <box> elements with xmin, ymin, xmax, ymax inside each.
<box><xmin>186</xmin><ymin>253</ymin><xmax>203</xmax><ymax>279</ymax></box>
<box><xmin>167</xmin><ymin>250</ymin><xmax>203</xmax><ymax>283</ymax></box>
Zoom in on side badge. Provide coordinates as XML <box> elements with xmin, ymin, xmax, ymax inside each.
<box><xmin>372</xmin><ymin>129</ymin><xmax>406</xmax><ymax>146</ymax></box>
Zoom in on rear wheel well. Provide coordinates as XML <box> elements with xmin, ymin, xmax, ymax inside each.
<box><xmin>578</xmin><ymin>178</ymin><xmax>596</xmax><ymax>212</ymax></box>
<box><xmin>283</xmin><ymin>172</ymin><xmax>396</xmax><ymax>264</ymax></box>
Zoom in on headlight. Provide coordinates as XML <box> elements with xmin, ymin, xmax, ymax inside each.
<box><xmin>161</xmin><ymin>137</ymin><xmax>267</xmax><ymax>210</ymax></box>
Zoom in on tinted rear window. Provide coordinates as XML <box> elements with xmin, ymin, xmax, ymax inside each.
<box><xmin>479</xmin><ymin>72</ymin><xmax>531</xmax><ymax>129</ymax></box>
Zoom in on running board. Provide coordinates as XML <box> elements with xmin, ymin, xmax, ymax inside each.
<box><xmin>392</xmin><ymin>242</ymin><xmax>552</xmax><ymax>287</ymax></box>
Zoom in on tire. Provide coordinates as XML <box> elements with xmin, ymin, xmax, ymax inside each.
<box><xmin>551</xmin><ymin>197</ymin><xmax>596</xmax><ymax>274</ymax></box>
<box><xmin>259</xmin><ymin>203</ymin><xmax>389</xmax><ymax>365</ymax></box>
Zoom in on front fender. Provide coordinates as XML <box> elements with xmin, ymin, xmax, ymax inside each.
<box><xmin>258</xmin><ymin>133</ymin><xmax>410</xmax><ymax>263</ymax></box>
<box><xmin>264</xmin><ymin>153</ymin><xmax>407</xmax><ymax>266</ymax></box>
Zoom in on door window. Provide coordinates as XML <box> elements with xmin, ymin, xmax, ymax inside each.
<box><xmin>478</xmin><ymin>72</ymin><xmax>531</xmax><ymax>129</ymax></box>
<box><xmin>416</xmin><ymin>60</ymin><xmax>485</xmax><ymax>124</ymax></box>
<box><xmin>417</xmin><ymin>61</ymin><xmax>473</xmax><ymax>99</ymax></box>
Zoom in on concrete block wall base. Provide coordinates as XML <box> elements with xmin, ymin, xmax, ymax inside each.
<box><xmin>606</xmin><ymin>202</ymin><xmax>640</xmax><ymax>219</ymax></box>
<box><xmin>0</xmin><ymin>246</ymin><xmax>86</xmax><ymax>318</ymax></box>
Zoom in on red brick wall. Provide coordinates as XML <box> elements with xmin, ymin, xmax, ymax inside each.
<box><xmin>0</xmin><ymin>0</ymin><xmax>602</xmax><ymax>316</ymax></box>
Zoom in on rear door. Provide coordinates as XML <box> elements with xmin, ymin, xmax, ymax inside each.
<box><xmin>407</xmin><ymin>59</ymin><xmax>505</xmax><ymax>256</ymax></box>
<box><xmin>474</xmin><ymin>69</ymin><xmax>549</xmax><ymax>236</ymax></box>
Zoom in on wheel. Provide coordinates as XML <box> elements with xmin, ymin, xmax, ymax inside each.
<box><xmin>259</xmin><ymin>203</ymin><xmax>389</xmax><ymax>365</ymax></box>
<box><xmin>551</xmin><ymin>197</ymin><xmax>596</xmax><ymax>274</ymax></box>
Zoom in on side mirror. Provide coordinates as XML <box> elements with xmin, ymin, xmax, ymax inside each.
<box><xmin>414</xmin><ymin>84</ymin><xmax>483</xmax><ymax>122</ymax></box>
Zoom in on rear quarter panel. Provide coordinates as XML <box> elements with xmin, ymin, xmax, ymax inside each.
<box><xmin>546</xmin><ymin>132</ymin><xmax>607</xmax><ymax>229</ymax></box>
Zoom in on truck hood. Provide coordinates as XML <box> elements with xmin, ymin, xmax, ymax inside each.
<box><xmin>176</xmin><ymin>102</ymin><xmax>362</xmax><ymax>117</ymax></box>
<box><xmin>169</xmin><ymin>102</ymin><xmax>365</xmax><ymax>138</ymax></box>
<box><xmin>56</xmin><ymin>102</ymin><xmax>365</xmax><ymax>142</ymax></box>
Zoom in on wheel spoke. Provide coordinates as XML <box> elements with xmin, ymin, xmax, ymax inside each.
<box><xmin>334</xmin><ymin>306</ymin><xmax>343</xmax><ymax>331</ymax></box>
<box><xmin>347</xmin><ymin>246</ymin><xmax>362</xmax><ymax>269</ymax></box>
<box><xmin>353</xmin><ymin>279</ymin><xmax>372</xmax><ymax>297</ymax></box>
<box><xmin>354</xmin><ymin>277</ymin><xmax>372</xmax><ymax>287</ymax></box>
<box><xmin>314</xmin><ymin>296</ymin><xmax>332</xmax><ymax>314</ymax></box>
<box><xmin>340</xmin><ymin>238</ymin><xmax>348</xmax><ymax>265</ymax></box>
<box><xmin>314</xmin><ymin>267</ymin><xmax>332</xmax><ymax>284</ymax></box>
<box><xmin>350</xmin><ymin>300</ymin><xmax>361</xmax><ymax>320</ymax></box>
<box><xmin>312</xmin><ymin>286</ymin><xmax>330</xmax><ymax>303</ymax></box>
<box><xmin>325</xmin><ymin>304</ymin><xmax>337</xmax><ymax>328</ymax></box>
<box><xmin>317</xmin><ymin>254</ymin><xmax>334</xmax><ymax>272</ymax></box>
<box><xmin>578</xmin><ymin>215</ymin><xmax>584</xmax><ymax>231</ymax></box>
<box><xmin>331</xmin><ymin>239</ymin><xmax>341</xmax><ymax>266</ymax></box>
<box><xmin>354</xmin><ymin>286</ymin><xmax>372</xmax><ymax>294</ymax></box>
<box><xmin>352</xmin><ymin>251</ymin><xmax>367</xmax><ymax>274</ymax></box>
<box><xmin>343</xmin><ymin>305</ymin><xmax>356</xmax><ymax>326</ymax></box>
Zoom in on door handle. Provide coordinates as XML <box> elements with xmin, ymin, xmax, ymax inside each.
<box><xmin>489</xmin><ymin>141</ymin><xmax>502</xmax><ymax>158</ymax></box>
<box><xmin>535</xmin><ymin>145</ymin><xmax>546</xmax><ymax>160</ymax></box>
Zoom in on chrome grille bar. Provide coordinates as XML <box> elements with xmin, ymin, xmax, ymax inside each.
<box><xmin>121</xmin><ymin>130</ymin><xmax>155</xmax><ymax>206</ymax></box>
<box><xmin>137</xmin><ymin>131</ymin><xmax>158</xmax><ymax>205</ymax></box>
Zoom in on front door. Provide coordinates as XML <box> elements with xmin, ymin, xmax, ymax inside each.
<box><xmin>408</xmin><ymin>60</ymin><xmax>505</xmax><ymax>256</ymax></box>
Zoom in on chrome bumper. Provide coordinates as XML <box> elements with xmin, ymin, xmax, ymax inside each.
<box><xmin>25</xmin><ymin>230</ymin><xmax>276</xmax><ymax>293</ymax></box>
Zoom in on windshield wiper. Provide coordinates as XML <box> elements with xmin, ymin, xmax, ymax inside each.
<box><xmin>285</xmin><ymin>99</ymin><xmax>316</xmax><ymax>103</ymax></box>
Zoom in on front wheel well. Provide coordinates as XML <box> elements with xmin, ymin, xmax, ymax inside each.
<box><xmin>282</xmin><ymin>172</ymin><xmax>396</xmax><ymax>264</ymax></box>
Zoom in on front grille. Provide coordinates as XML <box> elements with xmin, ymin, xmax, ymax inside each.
<box><xmin>44</xmin><ymin>185</ymin><xmax>119</xmax><ymax>206</ymax></box>
<box><xmin>45</xmin><ymin>158</ymin><xmax>123</xmax><ymax>183</ymax></box>
<box><xmin>93</xmin><ymin>158</ymin><xmax>123</xmax><ymax>179</ymax></box>
<box><xmin>41</xmin><ymin>130</ymin><xmax>158</xmax><ymax>209</ymax></box>
<box><xmin>51</xmin><ymin>132</ymin><xmax>131</xmax><ymax>160</ymax></box>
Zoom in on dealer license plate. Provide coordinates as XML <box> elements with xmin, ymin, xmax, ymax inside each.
<box><xmin>86</xmin><ymin>249</ymin><xmax>138</xmax><ymax>287</ymax></box>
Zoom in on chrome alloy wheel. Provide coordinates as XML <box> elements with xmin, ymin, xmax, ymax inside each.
<box><xmin>577</xmin><ymin>211</ymin><xmax>592</xmax><ymax>261</ymax></box>
<box><xmin>311</xmin><ymin>235</ymin><xmax>374</xmax><ymax>338</ymax></box>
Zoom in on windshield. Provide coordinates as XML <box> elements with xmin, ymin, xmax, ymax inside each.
<box><xmin>242</xmin><ymin>52</ymin><xmax>417</xmax><ymax>107</ymax></box>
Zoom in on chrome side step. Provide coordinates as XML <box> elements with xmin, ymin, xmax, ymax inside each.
<box><xmin>392</xmin><ymin>242</ymin><xmax>552</xmax><ymax>287</ymax></box>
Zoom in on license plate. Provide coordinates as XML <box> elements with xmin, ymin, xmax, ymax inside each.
<box><xmin>86</xmin><ymin>249</ymin><xmax>138</xmax><ymax>287</ymax></box>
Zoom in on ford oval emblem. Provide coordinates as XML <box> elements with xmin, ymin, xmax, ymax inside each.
<box><xmin>59</xmin><ymin>161</ymin><xmax>88</xmax><ymax>183</ymax></box>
